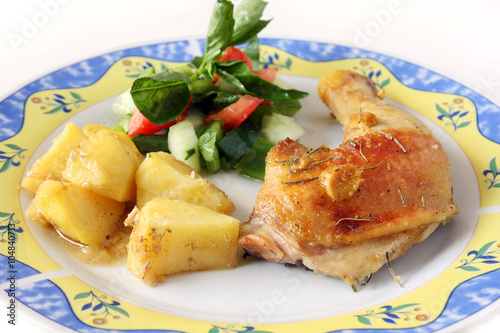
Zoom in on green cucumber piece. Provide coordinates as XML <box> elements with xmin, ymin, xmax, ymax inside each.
<box><xmin>168</xmin><ymin>121</ymin><xmax>201</xmax><ymax>172</ymax></box>
<box><xmin>261</xmin><ymin>113</ymin><xmax>305</xmax><ymax>144</ymax></box>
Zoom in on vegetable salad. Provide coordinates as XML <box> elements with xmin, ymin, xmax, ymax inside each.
<box><xmin>112</xmin><ymin>0</ymin><xmax>308</xmax><ymax>180</ymax></box>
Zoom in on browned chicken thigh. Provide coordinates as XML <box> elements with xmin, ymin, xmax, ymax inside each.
<box><xmin>238</xmin><ymin>70</ymin><xmax>458</xmax><ymax>288</ymax></box>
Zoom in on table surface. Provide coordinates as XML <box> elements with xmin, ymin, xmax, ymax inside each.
<box><xmin>1</xmin><ymin>1</ymin><xmax>499</xmax><ymax>332</ymax></box>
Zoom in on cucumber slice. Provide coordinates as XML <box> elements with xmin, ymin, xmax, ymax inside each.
<box><xmin>168</xmin><ymin>121</ymin><xmax>201</xmax><ymax>172</ymax></box>
<box><xmin>261</xmin><ymin>113</ymin><xmax>305</xmax><ymax>144</ymax></box>
<box><xmin>271</xmin><ymin>99</ymin><xmax>302</xmax><ymax>117</ymax></box>
<box><xmin>196</xmin><ymin>120</ymin><xmax>225</xmax><ymax>141</ymax></box>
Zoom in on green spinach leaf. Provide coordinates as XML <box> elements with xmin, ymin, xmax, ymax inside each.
<box><xmin>198</xmin><ymin>0</ymin><xmax>235</xmax><ymax>80</ymax></box>
<box><xmin>131</xmin><ymin>71</ymin><xmax>191</xmax><ymax>124</ymax></box>
<box><xmin>231</xmin><ymin>0</ymin><xmax>271</xmax><ymax>46</ymax></box>
<box><xmin>216</xmin><ymin>62</ymin><xmax>309</xmax><ymax>102</ymax></box>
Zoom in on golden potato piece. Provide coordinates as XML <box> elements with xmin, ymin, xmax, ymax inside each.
<box><xmin>22</xmin><ymin>122</ymin><xmax>88</xmax><ymax>193</ymax></box>
<box><xmin>62</xmin><ymin>128</ymin><xmax>143</xmax><ymax>202</ymax></box>
<box><xmin>135</xmin><ymin>152</ymin><xmax>235</xmax><ymax>214</ymax></box>
<box><xmin>126</xmin><ymin>197</ymin><xmax>240</xmax><ymax>286</ymax></box>
<box><xmin>30</xmin><ymin>180</ymin><xmax>125</xmax><ymax>245</ymax></box>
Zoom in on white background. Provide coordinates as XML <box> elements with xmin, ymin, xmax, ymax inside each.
<box><xmin>1</xmin><ymin>0</ymin><xmax>499</xmax><ymax>332</ymax></box>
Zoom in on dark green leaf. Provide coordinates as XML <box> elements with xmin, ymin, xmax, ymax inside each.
<box><xmin>201</xmin><ymin>92</ymin><xmax>242</xmax><ymax>112</ymax></box>
<box><xmin>218</xmin><ymin>119</ymin><xmax>262</xmax><ymax>163</ymax></box>
<box><xmin>0</xmin><ymin>212</ymin><xmax>11</xmax><ymax>217</ymax></box>
<box><xmin>244</xmin><ymin>37</ymin><xmax>261</xmax><ymax>71</ymax></box>
<box><xmin>236</xmin><ymin>137</ymin><xmax>274</xmax><ymax>180</ymax></box>
<box><xmin>199</xmin><ymin>131</ymin><xmax>221</xmax><ymax>173</ymax></box>
<box><xmin>231</xmin><ymin>0</ymin><xmax>270</xmax><ymax>46</ymax></box>
<box><xmin>198</xmin><ymin>0</ymin><xmax>235</xmax><ymax>80</ymax></box>
<box><xmin>216</xmin><ymin>62</ymin><xmax>308</xmax><ymax>102</ymax></box>
<box><xmin>215</xmin><ymin>63</ymin><xmax>250</xmax><ymax>95</ymax></box>
<box><xmin>131</xmin><ymin>134</ymin><xmax>170</xmax><ymax>154</ymax></box>
<box><xmin>131</xmin><ymin>71</ymin><xmax>191</xmax><ymax>124</ymax></box>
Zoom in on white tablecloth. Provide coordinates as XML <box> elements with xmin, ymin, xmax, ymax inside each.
<box><xmin>1</xmin><ymin>1</ymin><xmax>499</xmax><ymax>332</ymax></box>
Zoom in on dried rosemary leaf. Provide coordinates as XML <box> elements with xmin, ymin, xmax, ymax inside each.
<box><xmin>398</xmin><ymin>187</ymin><xmax>406</xmax><ymax>205</ymax></box>
<box><xmin>360</xmin><ymin>160</ymin><xmax>383</xmax><ymax>171</ymax></box>
<box><xmin>335</xmin><ymin>217</ymin><xmax>375</xmax><ymax>226</ymax></box>
<box><xmin>385</xmin><ymin>252</ymin><xmax>403</xmax><ymax>288</ymax></box>
<box><xmin>374</xmin><ymin>130</ymin><xmax>407</xmax><ymax>153</ymax></box>
<box><xmin>281</xmin><ymin>176</ymin><xmax>319</xmax><ymax>184</ymax></box>
<box><xmin>359</xmin><ymin>141</ymin><xmax>369</xmax><ymax>162</ymax></box>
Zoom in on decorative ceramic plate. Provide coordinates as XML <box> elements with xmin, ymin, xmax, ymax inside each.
<box><xmin>1</xmin><ymin>38</ymin><xmax>500</xmax><ymax>333</ymax></box>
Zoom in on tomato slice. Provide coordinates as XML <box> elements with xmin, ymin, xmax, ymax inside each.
<box><xmin>253</xmin><ymin>67</ymin><xmax>278</xmax><ymax>82</ymax></box>
<box><xmin>203</xmin><ymin>95</ymin><xmax>264</xmax><ymax>131</ymax></box>
<box><xmin>128</xmin><ymin>98</ymin><xmax>191</xmax><ymax>137</ymax></box>
<box><xmin>218</xmin><ymin>46</ymin><xmax>253</xmax><ymax>70</ymax></box>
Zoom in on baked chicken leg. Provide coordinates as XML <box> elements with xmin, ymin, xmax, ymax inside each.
<box><xmin>238</xmin><ymin>70</ymin><xmax>458</xmax><ymax>288</ymax></box>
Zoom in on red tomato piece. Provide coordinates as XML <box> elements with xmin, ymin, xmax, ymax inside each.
<box><xmin>218</xmin><ymin>46</ymin><xmax>253</xmax><ymax>71</ymax></box>
<box><xmin>253</xmin><ymin>67</ymin><xmax>278</xmax><ymax>82</ymax></box>
<box><xmin>128</xmin><ymin>98</ymin><xmax>191</xmax><ymax>137</ymax></box>
<box><xmin>203</xmin><ymin>95</ymin><xmax>264</xmax><ymax>131</ymax></box>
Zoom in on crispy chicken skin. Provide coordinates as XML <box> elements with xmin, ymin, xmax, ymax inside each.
<box><xmin>238</xmin><ymin>70</ymin><xmax>458</xmax><ymax>287</ymax></box>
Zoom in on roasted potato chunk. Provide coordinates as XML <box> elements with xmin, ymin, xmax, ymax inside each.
<box><xmin>22</xmin><ymin>122</ymin><xmax>88</xmax><ymax>193</ymax></box>
<box><xmin>126</xmin><ymin>197</ymin><xmax>240</xmax><ymax>286</ymax></box>
<box><xmin>135</xmin><ymin>152</ymin><xmax>235</xmax><ymax>214</ymax></box>
<box><xmin>29</xmin><ymin>180</ymin><xmax>125</xmax><ymax>245</ymax></box>
<box><xmin>62</xmin><ymin>127</ymin><xmax>143</xmax><ymax>202</ymax></box>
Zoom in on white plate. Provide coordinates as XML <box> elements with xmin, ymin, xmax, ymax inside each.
<box><xmin>1</xmin><ymin>38</ymin><xmax>500</xmax><ymax>332</ymax></box>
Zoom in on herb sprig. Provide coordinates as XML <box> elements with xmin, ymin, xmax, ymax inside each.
<box><xmin>130</xmin><ymin>0</ymin><xmax>308</xmax><ymax>125</ymax></box>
